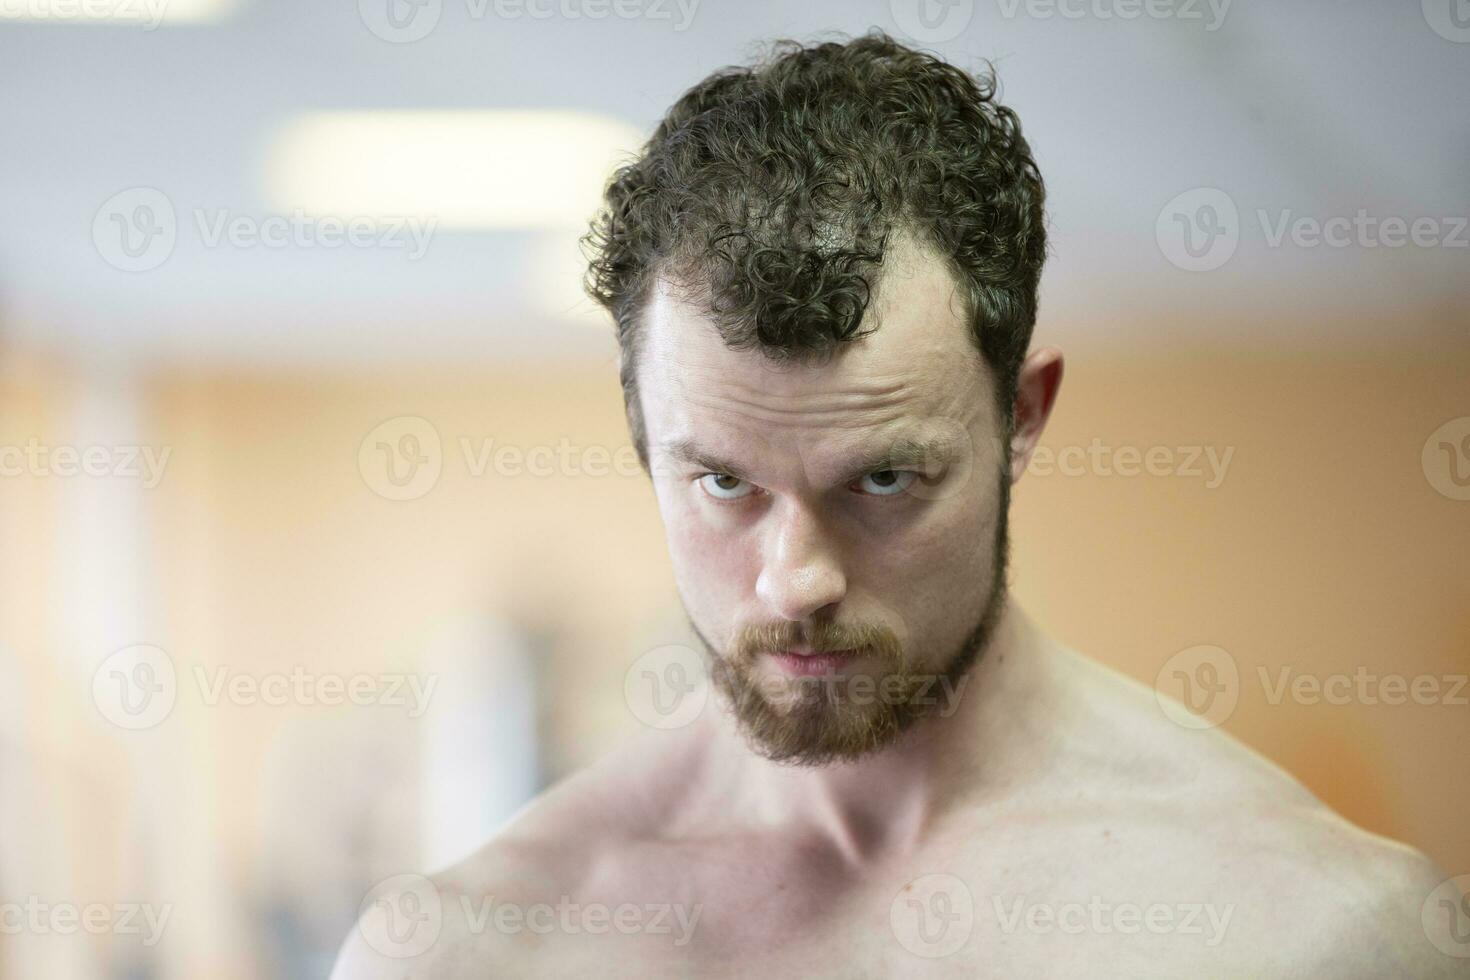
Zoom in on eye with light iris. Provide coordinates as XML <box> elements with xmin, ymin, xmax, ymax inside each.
<box><xmin>698</xmin><ymin>473</ymin><xmax>755</xmax><ymax>500</ymax></box>
<box><xmin>855</xmin><ymin>469</ymin><xmax>918</xmax><ymax>496</ymax></box>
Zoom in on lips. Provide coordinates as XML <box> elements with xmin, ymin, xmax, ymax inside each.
<box><xmin>770</xmin><ymin>648</ymin><xmax>856</xmax><ymax>676</ymax></box>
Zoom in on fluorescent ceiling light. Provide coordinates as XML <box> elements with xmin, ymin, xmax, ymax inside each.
<box><xmin>0</xmin><ymin>0</ymin><xmax>239</xmax><ymax>25</ymax></box>
<box><xmin>263</xmin><ymin>110</ymin><xmax>646</xmax><ymax>230</ymax></box>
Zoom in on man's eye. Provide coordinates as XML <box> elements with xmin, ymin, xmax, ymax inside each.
<box><xmin>698</xmin><ymin>473</ymin><xmax>755</xmax><ymax>500</ymax></box>
<box><xmin>854</xmin><ymin>469</ymin><xmax>918</xmax><ymax>496</ymax></box>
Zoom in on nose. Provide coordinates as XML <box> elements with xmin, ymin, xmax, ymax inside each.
<box><xmin>755</xmin><ymin>500</ymin><xmax>847</xmax><ymax>622</ymax></box>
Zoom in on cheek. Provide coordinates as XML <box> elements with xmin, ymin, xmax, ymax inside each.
<box><xmin>890</xmin><ymin>484</ymin><xmax>995</xmax><ymax>577</ymax></box>
<box><xmin>880</xmin><ymin>493</ymin><xmax>999</xmax><ymax>647</ymax></box>
<box><xmin>659</xmin><ymin>487</ymin><xmax>755</xmax><ymax>610</ymax></box>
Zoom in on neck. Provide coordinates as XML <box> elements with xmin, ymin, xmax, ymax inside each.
<box><xmin>700</xmin><ymin>598</ymin><xmax>1059</xmax><ymax>865</ymax></box>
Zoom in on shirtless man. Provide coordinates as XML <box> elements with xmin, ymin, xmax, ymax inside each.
<box><xmin>333</xmin><ymin>32</ymin><xmax>1464</xmax><ymax>978</ymax></box>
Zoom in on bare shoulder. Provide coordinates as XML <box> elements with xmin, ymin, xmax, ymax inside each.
<box><xmin>329</xmin><ymin>728</ymin><xmax>699</xmax><ymax>979</ymax></box>
<box><xmin>1044</xmin><ymin>645</ymin><xmax>1465</xmax><ymax>977</ymax></box>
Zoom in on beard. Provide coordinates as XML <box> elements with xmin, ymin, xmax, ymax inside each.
<box><xmin>687</xmin><ymin>465</ymin><xmax>1012</xmax><ymax>767</ymax></box>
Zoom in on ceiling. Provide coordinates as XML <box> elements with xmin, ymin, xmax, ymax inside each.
<box><xmin>1</xmin><ymin>0</ymin><xmax>1465</xmax><ymax>367</ymax></box>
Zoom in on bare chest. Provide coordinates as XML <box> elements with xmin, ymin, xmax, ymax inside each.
<box><xmin>476</xmin><ymin>820</ymin><xmax>1265</xmax><ymax>978</ymax></box>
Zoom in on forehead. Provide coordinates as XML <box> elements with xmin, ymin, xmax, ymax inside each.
<box><xmin>638</xmin><ymin>233</ymin><xmax>991</xmax><ymax>470</ymax></box>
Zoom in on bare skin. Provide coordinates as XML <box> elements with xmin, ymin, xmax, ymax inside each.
<box><xmin>332</xmin><ymin>233</ymin><xmax>1462</xmax><ymax>978</ymax></box>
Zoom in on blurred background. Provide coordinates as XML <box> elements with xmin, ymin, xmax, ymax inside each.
<box><xmin>1</xmin><ymin>0</ymin><xmax>1467</xmax><ymax>976</ymax></box>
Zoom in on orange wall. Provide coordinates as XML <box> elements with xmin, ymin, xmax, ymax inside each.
<box><xmin>148</xmin><ymin>348</ymin><xmax>1469</xmax><ymax>873</ymax></box>
<box><xmin>4</xmin><ymin>343</ymin><xmax>1467</xmax><ymax>977</ymax></box>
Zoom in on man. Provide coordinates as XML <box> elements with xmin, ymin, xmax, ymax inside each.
<box><xmin>334</xmin><ymin>32</ymin><xmax>1461</xmax><ymax>978</ymax></box>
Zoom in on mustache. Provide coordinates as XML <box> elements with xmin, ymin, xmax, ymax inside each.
<box><xmin>731</xmin><ymin>620</ymin><xmax>904</xmax><ymax>665</ymax></box>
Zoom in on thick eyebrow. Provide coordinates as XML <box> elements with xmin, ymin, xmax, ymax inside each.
<box><xmin>656</xmin><ymin>439</ymin><xmax>755</xmax><ymax>482</ymax></box>
<box><xmin>833</xmin><ymin>435</ymin><xmax>956</xmax><ymax>484</ymax></box>
<box><xmin>655</xmin><ymin>434</ymin><xmax>956</xmax><ymax>486</ymax></box>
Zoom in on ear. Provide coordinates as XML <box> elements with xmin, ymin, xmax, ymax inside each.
<box><xmin>1007</xmin><ymin>346</ymin><xmax>1064</xmax><ymax>485</ymax></box>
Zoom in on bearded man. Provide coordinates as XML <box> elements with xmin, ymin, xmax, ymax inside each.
<box><xmin>334</xmin><ymin>31</ymin><xmax>1459</xmax><ymax>979</ymax></box>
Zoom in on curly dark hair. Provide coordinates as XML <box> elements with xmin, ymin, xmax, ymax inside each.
<box><xmin>582</xmin><ymin>30</ymin><xmax>1048</xmax><ymax>469</ymax></box>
